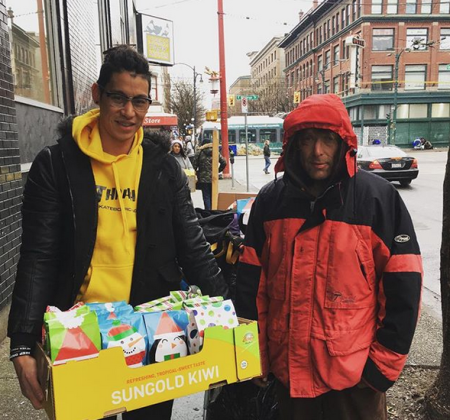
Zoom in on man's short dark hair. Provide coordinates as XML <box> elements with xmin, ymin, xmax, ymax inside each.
<box><xmin>97</xmin><ymin>45</ymin><xmax>151</xmax><ymax>93</ymax></box>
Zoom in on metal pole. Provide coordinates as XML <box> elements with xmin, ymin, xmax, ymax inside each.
<box><xmin>217</xmin><ymin>0</ymin><xmax>230</xmax><ymax>176</ymax></box>
<box><xmin>245</xmin><ymin>113</ymin><xmax>249</xmax><ymax>192</ymax></box>
<box><xmin>193</xmin><ymin>66</ymin><xmax>197</xmax><ymax>143</ymax></box>
<box><xmin>391</xmin><ymin>52</ymin><xmax>400</xmax><ymax>145</ymax></box>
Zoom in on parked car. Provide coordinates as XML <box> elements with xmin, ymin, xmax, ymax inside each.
<box><xmin>357</xmin><ymin>145</ymin><xmax>419</xmax><ymax>186</ymax></box>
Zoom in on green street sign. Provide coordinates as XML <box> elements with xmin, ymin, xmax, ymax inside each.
<box><xmin>235</xmin><ymin>94</ymin><xmax>258</xmax><ymax>101</ymax></box>
<box><xmin>447</xmin><ymin>64</ymin><xmax>450</xmax><ymax>70</ymax></box>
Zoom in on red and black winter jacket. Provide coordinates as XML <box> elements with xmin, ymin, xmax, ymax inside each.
<box><xmin>236</xmin><ymin>94</ymin><xmax>422</xmax><ymax>397</ymax></box>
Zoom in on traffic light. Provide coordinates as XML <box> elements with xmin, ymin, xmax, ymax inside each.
<box><xmin>206</xmin><ymin>110</ymin><xmax>218</xmax><ymax>121</ymax></box>
<box><xmin>293</xmin><ymin>91</ymin><xmax>300</xmax><ymax>104</ymax></box>
<box><xmin>228</xmin><ymin>94</ymin><xmax>235</xmax><ymax>107</ymax></box>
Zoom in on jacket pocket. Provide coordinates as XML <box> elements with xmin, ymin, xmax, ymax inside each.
<box><xmin>325</xmin><ymin>324</ymin><xmax>375</xmax><ymax>356</ymax></box>
<box><xmin>325</xmin><ymin>238</ymin><xmax>377</xmax><ymax>309</ymax></box>
<box><xmin>157</xmin><ymin>260</ymin><xmax>183</xmax><ymax>284</ymax></box>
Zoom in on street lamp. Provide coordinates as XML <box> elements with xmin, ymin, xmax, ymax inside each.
<box><xmin>174</xmin><ymin>62</ymin><xmax>203</xmax><ymax>141</ymax></box>
<box><xmin>389</xmin><ymin>49</ymin><xmax>406</xmax><ymax>145</ymax></box>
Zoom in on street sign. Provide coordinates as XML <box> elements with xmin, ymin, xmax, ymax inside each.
<box><xmin>447</xmin><ymin>64</ymin><xmax>450</xmax><ymax>70</ymax></box>
<box><xmin>241</xmin><ymin>97</ymin><xmax>248</xmax><ymax>113</ymax></box>
<box><xmin>235</xmin><ymin>94</ymin><xmax>258</xmax><ymax>101</ymax></box>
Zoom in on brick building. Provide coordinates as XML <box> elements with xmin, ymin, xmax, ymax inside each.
<box><xmin>280</xmin><ymin>0</ymin><xmax>450</xmax><ymax>146</ymax></box>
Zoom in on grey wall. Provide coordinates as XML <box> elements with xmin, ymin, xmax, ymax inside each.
<box><xmin>15</xmin><ymin>102</ymin><xmax>63</xmax><ymax>163</ymax></box>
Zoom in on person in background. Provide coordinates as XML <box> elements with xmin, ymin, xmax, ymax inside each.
<box><xmin>236</xmin><ymin>94</ymin><xmax>422</xmax><ymax>420</ymax></box>
<box><xmin>171</xmin><ymin>139</ymin><xmax>193</xmax><ymax>170</ymax></box>
<box><xmin>7</xmin><ymin>45</ymin><xmax>227</xmax><ymax>420</ymax></box>
<box><xmin>184</xmin><ymin>135</ymin><xmax>195</xmax><ymax>165</ymax></box>
<box><xmin>263</xmin><ymin>139</ymin><xmax>271</xmax><ymax>174</ymax></box>
<box><xmin>193</xmin><ymin>138</ymin><xmax>227</xmax><ymax>210</ymax></box>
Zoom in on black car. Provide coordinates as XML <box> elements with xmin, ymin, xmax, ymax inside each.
<box><xmin>357</xmin><ymin>145</ymin><xmax>419</xmax><ymax>186</ymax></box>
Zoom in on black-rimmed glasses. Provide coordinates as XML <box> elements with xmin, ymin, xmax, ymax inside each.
<box><xmin>100</xmin><ymin>87</ymin><xmax>152</xmax><ymax>112</ymax></box>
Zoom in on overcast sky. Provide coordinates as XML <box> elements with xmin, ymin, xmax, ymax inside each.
<box><xmin>136</xmin><ymin>0</ymin><xmax>313</xmax><ymax>95</ymax></box>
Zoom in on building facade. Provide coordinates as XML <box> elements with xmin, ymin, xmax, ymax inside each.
<box><xmin>280</xmin><ymin>0</ymin><xmax>450</xmax><ymax>146</ymax></box>
<box><xmin>228</xmin><ymin>75</ymin><xmax>251</xmax><ymax>115</ymax></box>
<box><xmin>248</xmin><ymin>36</ymin><xmax>289</xmax><ymax>115</ymax></box>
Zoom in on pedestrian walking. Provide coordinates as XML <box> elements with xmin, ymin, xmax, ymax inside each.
<box><xmin>184</xmin><ymin>135</ymin><xmax>195</xmax><ymax>165</ymax></box>
<box><xmin>7</xmin><ymin>45</ymin><xmax>227</xmax><ymax>419</ymax></box>
<box><xmin>263</xmin><ymin>140</ymin><xmax>271</xmax><ymax>174</ymax></box>
<box><xmin>193</xmin><ymin>138</ymin><xmax>227</xmax><ymax>210</ymax></box>
<box><xmin>236</xmin><ymin>94</ymin><xmax>423</xmax><ymax>420</ymax></box>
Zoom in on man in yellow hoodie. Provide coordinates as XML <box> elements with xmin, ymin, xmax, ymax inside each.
<box><xmin>8</xmin><ymin>45</ymin><xmax>227</xmax><ymax>419</ymax></box>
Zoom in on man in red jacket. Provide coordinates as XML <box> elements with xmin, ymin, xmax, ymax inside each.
<box><xmin>236</xmin><ymin>94</ymin><xmax>422</xmax><ymax>419</ymax></box>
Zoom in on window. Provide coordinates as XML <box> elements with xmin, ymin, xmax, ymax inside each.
<box><xmin>405</xmin><ymin>65</ymin><xmax>427</xmax><ymax>90</ymax></box>
<box><xmin>8</xmin><ymin>0</ymin><xmax>61</xmax><ymax>106</ymax></box>
<box><xmin>336</xmin><ymin>12</ymin><xmax>340</xmax><ymax>32</ymax></box>
<box><xmin>440</xmin><ymin>0</ymin><xmax>450</xmax><ymax>12</ymax></box>
<box><xmin>431</xmin><ymin>103</ymin><xmax>450</xmax><ymax>117</ymax></box>
<box><xmin>407</xmin><ymin>28</ymin><xmax>428</xmax><ymax>50</ymax></box>
<box><xmin>438</xmin><ymin>64</ymin><xmax>450</xmax><ymax>89</ymax></box>
<box><xmin>333</xmin><ymin>76</ymin><xmax>340</xmax><ymax>93</ymax></box>
<box><xmin>440</xmin><ymin>29</ymin><xmax>450</xmax><ymax>49</ymax></box>
<box><xmin>324</xmin><ymin>81</ymin><xmax>330</xmax><ymax>93</ymax></box>
<box><xmin>406</xmin><ymin>0</ymin><xmax>417</xmax><ymax>14</ymax></box>
<box><xmin>318</xmin><ymin>55</ymin><xmax>323</xmax><ymax>71</ymax></box>
<box><xmin>332</xmin><ymin>16</ymin><xmax>336</xmax><ymax>35</ymax></box>
<box><xmin>372</xmin><ymin>0</ymin><xmax>383</xmax><ymax>14</ymax></box>
<box><xmin>325</xmin><ymin>50</ymin><xmax>331</xmax><ymax>68</ymax></box>
<box><xmin>333</xmin><ymin>45</ymin><xmax>340</xmax><ymax>65</ymax></box>
<box><xmin>260</xmin><ymin>129</ymin><xmax>277</xmax><ymax>142</ymax></box>
<box><xmin>373</xmin><ymin>29</ymin><xmax>394</xmax><ymax>51</ymax></box>
<box><xmin>421</xmin><ymin>0</ymin><xmax>432</xmax><ymax>13</ymax></box>
<box><xmin>341</xmin><ymin>8</ymin><xmax>346</xmax><ymax>27</ymax></box>
<box><xmin>364</xmin><ymin>106</ymin><xmax>377</xmax><ymax>120</ymax></box>
<box><xmin>239</xmin><ymin>129</ymin><xmax>257</xmax><ymax>143</ymax></box>
<box><xmin>346</xmin><ymin>5</ymin><xmax>351</xmax><ymax>24</ymax></box>
<box><xmin>387</xmin><ymin>0</ymin><xmax>398</xmax><ymax>14</ymax></box>
<box><xmin>151</xmin><ymin>75</ymin><xmax>158</xmax><ymax>101</ymax></box>
<box><xmin>410</xmin><ymin>104</ymin><xmax>428</xmax><ymax>118</ymax></box>
<box><xmin>371</xmin><ymin>65</ymin><xmax>393</xmax><ymax>91</ymax></box>
<box><xmin>352</xmin><ymin>0</ymin><xmax>357</xmax><ymax>20</ymax></box>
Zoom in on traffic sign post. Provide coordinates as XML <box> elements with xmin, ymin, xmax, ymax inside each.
<box><xmin>241</xmin><ymin>96</ymin><xmax>248</xmax><ymax>114</ymax></box>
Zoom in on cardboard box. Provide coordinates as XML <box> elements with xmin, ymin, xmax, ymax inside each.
<box><xmin>36</xmin><ymin>319</ymin><xmax>260</xmax><ymax>420</ymax></box>
<box><xmin>217</xmin><ymin>192</ymin><xmax>258</xmax><ymax>211</ymax></box>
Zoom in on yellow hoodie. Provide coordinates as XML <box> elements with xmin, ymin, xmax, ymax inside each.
<box><xmin>72</xmin><ymin>109</ymin><xmax>143</xmax><ymax>303</ymax></box>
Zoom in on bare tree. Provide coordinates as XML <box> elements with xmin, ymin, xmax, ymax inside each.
<box><xmin>249</xmin><ymin>81</ymin><xmax>294</xmax><ymax>116</ymax></box>
<box><xmin>170</xmin><ymin>80</ymin><xmax>205</xmax><ymax>136</ymax></box>
<box><xmin>425</xmin><ymin>147</ymin><xmax>450</xmax><ymax>418</ymax></box>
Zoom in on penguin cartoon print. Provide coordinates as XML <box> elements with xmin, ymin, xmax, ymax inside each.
<box><xmin>149</xmin><ymin>312</ymin><xmax>188</xmax><ymax>363</ymax></box>
<box><xmin>106</xmin><ymin>321</ymin><xmax>146</xmax><ymax>368</ymax></box>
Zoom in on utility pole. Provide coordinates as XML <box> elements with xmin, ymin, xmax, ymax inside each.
<box><xmin>217</xmin><ymin>0</ymin><xmax>230</xmax><ymax>176</ymax></box>
<box><xmin>391</xmin><ymin>51</ymin><xmax>403</xmax><ymax>145</ymax></box>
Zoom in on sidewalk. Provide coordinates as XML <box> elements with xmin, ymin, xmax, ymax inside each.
<box><xmin>0</xmin><ymin>176</ymin><xmax>443</xmax><ymax>419</ymax></box>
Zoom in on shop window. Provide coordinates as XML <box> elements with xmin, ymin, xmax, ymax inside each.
<box><xmin>397</xmin><ymin>104</ymin><xmax>409</xmax><ymax>119</ymax></box>
<box><xmin>409</xmin><ymin>104</ymin><xmax>428</xmax><ymax>118</ymax></box>
<box><xmin>7</xmin><ymin>0</ymin><xmax>60</xmax><ymax>106</ymax></box>
<box><xmin>372</xmin><ymin>29</ymin><xmax>394</xmax><ymax>51</ymax></box>
<box><xmin>364</xmin><ymin>105</ymin><xmax>377</xmax><ymax>120</ymax></box>
<box><xmin>431</xmin><ymin>103</ymin><xmax>450</xmax><ymax>118</ymax></box>
<box><xmin>371</xmin><ymin>65</ymin><xmax>393</xmax><ymax>91</ymax></box>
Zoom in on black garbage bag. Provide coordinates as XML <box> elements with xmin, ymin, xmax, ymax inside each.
<box><xmin>196</xmin><ymin>209</ymin><xmax>243</xmax><ymax>300</ymax></box>
<box><xmin>203</xmin><ymin>379</ymin><xmax>279</xmax><ymax>420</ymax></box>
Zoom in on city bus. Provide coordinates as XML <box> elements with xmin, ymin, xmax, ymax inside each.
<box><xmin>200</xmin><ymin>115</ymin><xmax>284</xmax><ymax>155</ymax></box>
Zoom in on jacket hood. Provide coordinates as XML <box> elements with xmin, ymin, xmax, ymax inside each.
<box><xmin>275</xmin><ymin>94</ymin><xmax>358</xmax><ymax>178</ymax></box>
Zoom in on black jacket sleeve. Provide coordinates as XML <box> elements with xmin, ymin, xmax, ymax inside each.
<box><xmin>8</xmin><ymin>147</ymin><xmax>63</xmax><ymax>349</ymax></box>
